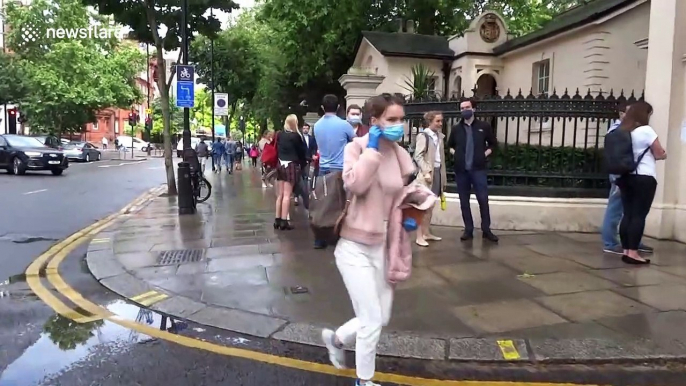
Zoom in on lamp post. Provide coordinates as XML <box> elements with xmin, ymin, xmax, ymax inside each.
<box><xmin>146</xmin><ymin>43</ymin><xmax>152</xmax><ymax>155</ymax></box>
<box><xmin>181</xmin><ymin>0</ymin><xmax>190</xmax><ymax>151</ymax></box>
<box><xmin>210</xmin><ymin>6</ymin><xmax>216</xmax><ymax>171</ymax></box>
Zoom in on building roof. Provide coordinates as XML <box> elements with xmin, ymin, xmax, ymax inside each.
<box><xmin>493</xmin><ymin>0</ymin><xmax>641</xmax><ymax>55</ymax></box>
<box><xmin>360</xmin><ymin>31</ymin><xmax>454</xmax><ymax>60</ymax></box>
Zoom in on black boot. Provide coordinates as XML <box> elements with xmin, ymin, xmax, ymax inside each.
<box><xmin>279</xmin><ymin>220</ymin><xmax>294</xmax><ymax>230</ymax></box>
<box><xmin>274</xmin><ymin>218</ymin><xmax>282</xmax><ymax>229</ymax></box>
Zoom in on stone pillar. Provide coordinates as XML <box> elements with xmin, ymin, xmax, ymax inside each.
<box><xmin>303</xmin><ymin>112</ymin><xmax>320</xmax><ymax>126</ymax></box>
<box><xmin>643</xmin><ymin>0</ymin><xmax>686</xmax><ymax>242</ymax></box>
<box><xmin>338</xmin><ymin>72</ymin><xmax>385</xmax><ymax>108</ymax></box>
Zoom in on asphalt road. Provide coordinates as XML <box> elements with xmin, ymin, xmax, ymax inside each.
<box><xmin>1</xmin><ymin>159</ymin><xmax>685</xmax><ymax>386</ymax></box>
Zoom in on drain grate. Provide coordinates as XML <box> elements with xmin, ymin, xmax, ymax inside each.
<box><xmin>157</xmin><ymin>249</ymin><xmax>205</xmax><ymax>265</ymax></box>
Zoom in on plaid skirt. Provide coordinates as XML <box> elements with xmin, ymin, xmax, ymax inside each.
<box><xmin>276</xmin><ymin>162</ymin><xmax>300</xmax><ymax>184</ymax></box>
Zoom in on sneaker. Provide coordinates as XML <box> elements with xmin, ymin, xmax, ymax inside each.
<box><xmin>638</xmin><ymin>244</ymin><xmax>654</xmax><ymax>254</ymax></box>
<box><xmin>603</xmin><ymin>246</ymin><xmax>624</xmax><ymax>255</ymax></box>
<box><xmin>322</xmin><ymin>329</ymin><xmax>346</xmax><ymax>369</ymax></box>
<box><xmin>356</xmin><ymin>380</ymin><xmax>381</xmax><ymax>386</ymax></box>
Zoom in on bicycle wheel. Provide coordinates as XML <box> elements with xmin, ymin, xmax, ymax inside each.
<box><xmin>196</xmin><ymin>177</ymin><xmax>212</xmax><ymax>203</ymax></box>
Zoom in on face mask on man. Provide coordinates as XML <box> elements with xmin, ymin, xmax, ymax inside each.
<box><xmin>347</xmin><ymin>115</ymin><xmax>361</xmax><ymax>125</ymax></box>
<box><xmin>461</xmin><ymin>109</ymin><xmax>474</xmax><ymax>120</ymax></box>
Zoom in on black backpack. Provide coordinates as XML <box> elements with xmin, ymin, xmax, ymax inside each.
<box><xmin>604</xmin><ymin>129</ymin><xmax>650</xmax><ymax>175</ymax></box>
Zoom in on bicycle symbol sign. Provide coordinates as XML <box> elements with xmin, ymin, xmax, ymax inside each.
<box><xmin>175</xmin><ymin>65</ymin><xmax>195</xmax><ymax>81</ymax></box>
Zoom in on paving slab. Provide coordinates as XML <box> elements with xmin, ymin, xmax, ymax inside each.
<box><xmin>85</xmin><ymin>169</ymin><xmax>686</xmax><ymax>363</ymax></box>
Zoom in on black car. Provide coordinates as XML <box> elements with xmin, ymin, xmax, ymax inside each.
<box><xmin>0</xmin><ymin>135</ymin><xmax>69</xmax><ymax>175</ymax></box>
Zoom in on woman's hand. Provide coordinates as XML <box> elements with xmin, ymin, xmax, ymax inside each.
<box><xmin>368</xmin><ymin>126</ymin><xmax>382</xmax><ymax>150</ymax></box>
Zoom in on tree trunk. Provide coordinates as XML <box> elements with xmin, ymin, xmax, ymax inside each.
<box><xmin>146</xmin><ymin>3</ymin><xmax>177</xmax><ymax>196</ymax></box>
<box><xmin>156</xmin><ymin>49</ymin><xmax>177</xmax><ymax>196</ymax></box>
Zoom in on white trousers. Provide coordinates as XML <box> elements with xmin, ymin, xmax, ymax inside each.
<box><xmin>334</xmin><ymin>237</ymin><xmax>393</xmax><ymax>380</ymax></box>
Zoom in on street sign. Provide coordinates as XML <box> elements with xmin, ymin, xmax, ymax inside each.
<box><xmin>146</xmin><ymin>108</ymin><xmax>152</xmax><ymax>114</ymax></box>
<box><xmin>175</xmin><ymin>65</ymin><xmax>195</xmax><ymax>108</ymax></box>
<box><xmin>214</xmin><ymin>93</ymin><xmax>228</xmax><ymax>116</ymax></box>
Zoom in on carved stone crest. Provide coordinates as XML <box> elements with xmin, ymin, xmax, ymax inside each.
<box><xmin>480</xmin><ymin>13</ymin><xmax>501</xmax><ymax>43</ymax></box>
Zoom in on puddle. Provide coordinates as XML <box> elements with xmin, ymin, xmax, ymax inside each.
<box><xmin>0</xmin><ymin>300</ymin><xmax>181</xmax><ymax>386</ymax></box>
<box><xmin>0</xmin><ymin>234</ymin><xmax>59</xmax><ymax>244</ymax></box>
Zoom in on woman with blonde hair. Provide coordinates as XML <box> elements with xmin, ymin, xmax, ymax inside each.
<box><xmin>274</xmin><ymin>114</ymin><xmax>306</xmax><ymax>230</ymax></box>
<box><xmin>413</xmin><ymin>111</ymin><xmax>446</xmax><ymax>246</ymax></box>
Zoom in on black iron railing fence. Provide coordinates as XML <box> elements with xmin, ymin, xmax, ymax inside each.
<box><xmin>398</xmin><ymin>88</ymin><xmax>645</xmax><ymax>198</ymax></box>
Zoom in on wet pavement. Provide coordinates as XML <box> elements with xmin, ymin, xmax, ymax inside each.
<box><xmin>2</xmin><ymin>211</ymin><xmax>686</xmax><ymax>386</ymax></box>
<box><xmin>85</xmin><ymin>167</ymin><xmax>686</xmax><ymax>364</ymax></box>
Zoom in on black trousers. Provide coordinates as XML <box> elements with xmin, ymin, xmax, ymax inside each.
<box><xmin>618</xmin><ymin>174</ymin><xmax>657</xmax><ymax>250</ymax></box>
<box><xmin>455</xmin><ymin>169</ymin><xmax>491</xmax><ymax>232</ymax></box>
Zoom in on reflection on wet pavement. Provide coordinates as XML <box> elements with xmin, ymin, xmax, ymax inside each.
<box><xmin>0</xmin><ymin>300</ymin><xmax>178</xmax><ymax>386</ymax></box>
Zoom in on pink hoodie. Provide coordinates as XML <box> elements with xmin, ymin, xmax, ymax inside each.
<box><xmin>340</xmin><ymin>135</ymin><xmax>435</xmax><ymax>283</ymax></box>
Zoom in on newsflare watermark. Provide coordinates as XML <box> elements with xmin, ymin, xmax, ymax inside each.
<box><xmin>20</xmin><ymin>22</ymin><xmax>125</xmax><ymax>43</ymax></box>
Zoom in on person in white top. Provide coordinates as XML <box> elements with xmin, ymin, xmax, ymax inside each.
<box><xmin>412</xmin><ymin>111</ymin><xmax>446</xmax><ymax>247</ymax></box>
<box><xmin>616</xmin><ymin>101</ymin><xmax>667</xmax><ymax>265</ymax></box>
<box><xmin>101</xmin><ymin>136</ymin><xmax>108</xmax><ymax>150</ymax></box>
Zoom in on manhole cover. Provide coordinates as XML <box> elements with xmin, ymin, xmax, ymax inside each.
<box><xmin>157</xmin><ymin>249</ymin><xmax>205</xmax><ymax>265</ymax></box>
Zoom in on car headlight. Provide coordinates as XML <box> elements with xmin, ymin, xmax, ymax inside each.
<box><xmin>25</xmin><ymin>151</ymin><xmax>41</xmax><ymax>157</ymax></box>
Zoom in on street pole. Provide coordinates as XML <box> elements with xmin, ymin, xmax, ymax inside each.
<box><xmin>210</xmin><ymin>6</ymin><xmax>216</xmax><ymax>171</ymax></box>
<box><xmin>131</xmin><ymin>112</ymin><xmax>135</xmax><ymax>160</ymax></box>
<box><xmin>181</xmin><ymin>0</ymin><xmax>190</xmax><ymax>151</ymax></box>
<box><xmin>146</xmin><ymin>43</ymin><xmax>151</xmax><ymax>156</ymax></box>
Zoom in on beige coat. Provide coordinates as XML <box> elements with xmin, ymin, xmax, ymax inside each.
<box><xmin>413</xmin><ymin>130</ymin><xmax>446</xmax><ymax>192</ymax></box>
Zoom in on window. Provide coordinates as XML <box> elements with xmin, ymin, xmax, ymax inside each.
<box><xmin>428</xmin><ymin>76</ymin><xmax>438</xmax><ymax>91</ymax></box>
<box><xmin>93</xmin><ymin>121</ymin><xmax>99</xmax><ymax>131</ymax></box>
<box><xmin>114</xmin><ymin>120</ymin><xmax>119</xmax><ymax>134</ymax></box>
<box><xmin>453</xmin><ymin>76</ymin><xmax>462</xmax><ymax>98</ymax></box>
<box><xmin>0</xmin><ymin>137</ymin><xmax>6</xmax><ymax>147</ymax></box>
<box><xmin>533</xmin><ymin>59</ymin><xmax>550</xmax><ymax>95</ymax></box>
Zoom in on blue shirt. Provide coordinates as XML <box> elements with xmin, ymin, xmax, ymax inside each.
<box><xmin>313</xmin><ymin>114</ymin><xmax>355</xmax><ymax>170</ymax></box>
<box><xmin>212</xmin><ymin>141</ymin><xmax>225</xmax><ymax>155</ymax></box>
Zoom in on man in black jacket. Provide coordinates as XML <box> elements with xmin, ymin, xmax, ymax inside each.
<box><xmin>447</xmin><ymin>98</ymin><xmax>499</xmax><ymax>242</ymax></box>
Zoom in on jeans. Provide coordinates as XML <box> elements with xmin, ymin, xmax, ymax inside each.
<box><xmin>314</xmin><ymin>168</ymin><xmax>342</xmax><ymax>248</ymax></box>
<box><xmin>619</xmin><ymin>175</ymin><xmax>657</xmax><ymax>250</ymax></box>
<box><xmin>334</xmin><ymin>237</ymin><xmax>393</xmax><ymax>381</ymax></box>
<box><xmin>224</xmin><ymin>153</ymin><xmax>234</xmax><ymax>171</ymax></box>
<box><xmin>455</xmin><ymin>169</ymin><xmax>491</xmax><ymax>232</ymax></box>
<box><xmin>601</xmin><ymin>183</ymin><xmax>623</xmax><ymax>249</ymax></box>
<box><xmin>212</xmin><ymin>154</ymin><xmax>222</xmax><ymax>169</ymax></box>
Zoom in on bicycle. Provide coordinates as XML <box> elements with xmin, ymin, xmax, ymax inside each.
<box><xmin>191</xmin><ymin>170</ymin><xmax>212</xmax><ymax>204</ymax></box>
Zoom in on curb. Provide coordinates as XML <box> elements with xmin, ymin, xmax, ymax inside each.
<box><xmin>85</xmin><ymin>195</ymin><xmax>686</xmax><ymax>364</ymax></box>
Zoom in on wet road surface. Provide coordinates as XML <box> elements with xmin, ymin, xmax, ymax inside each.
<box><xmin>2</xmin><ymin>164</ymin><xmax>686</xmax><ymax>386</ymax></box>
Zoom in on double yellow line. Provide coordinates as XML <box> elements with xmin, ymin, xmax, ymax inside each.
<box><xmin>24</xmin><ymin>185</ymin><xmax>601</xmax><ymax>386</ymax></box>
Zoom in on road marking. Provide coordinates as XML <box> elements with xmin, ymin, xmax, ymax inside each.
<box><xmin>91</xmin><ymin>238</ymin><xmax>110</xmax><ymax>244</ymax></box>
<box><xmin>496</xmin><ymin>340</ymin><xmax>521</xmax><ymax>360</ymax></box>
<box><xmin>99</xmin><ymin>160</ymin><xmax>147</xmax><ymax>168</ymax></box>
<box><xmin>130</xmin><ymin>290</ymin><xmax>169</xmax><ymax>306</ymax></box>
<box><xmin>26</xmin><ymin>185</ymin><xmax>602</xmax><ymax>386</ymax></box>
<box><xmin>23</xmin><ymin>189</ymin><xmax>47</xmax><ymax>195</ymax></box>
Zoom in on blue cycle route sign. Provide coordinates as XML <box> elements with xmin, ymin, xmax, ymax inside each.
<box><xmin>176</xmin><ymin>65</ymin><xmax>195</xmax><ymax>108</ymax></box>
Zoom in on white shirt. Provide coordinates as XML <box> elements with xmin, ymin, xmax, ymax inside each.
<box><xmin>424</xmin><ymin>129</ymin><xmax>441</xmax><ymax>168</ymax></box>
<box><xmin>102</xmin><ymin>137</ymin><xmax>108</xmax><ymax>144</ymax></box>
<box><xmin>631</xmin><ymin>125</ymin><xmax>658</xmax><ymax>178</ymax></box>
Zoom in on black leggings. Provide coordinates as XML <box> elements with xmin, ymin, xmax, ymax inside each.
<box><xmin>251</xmin><ymin>157</ymin><xmax>257</xmax><ymax>167</ymax></box>
<box><xmin>618</xmin><ymin>175</ymin><xmax>657</xmax><ymax>250</ymax></box>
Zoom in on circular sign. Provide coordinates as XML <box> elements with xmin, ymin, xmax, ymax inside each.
<box><xmin>216</xmin><ymin>99</ymin><xmax>227</xmax><ymax>108</ymax></box>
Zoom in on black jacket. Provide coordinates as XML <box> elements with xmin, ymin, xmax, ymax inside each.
<box><xmin>446</xmin><ymin>119</ymin><xmax>497</xmax><ymax>172</ymax></box>
<box><xmin>302</xmin><ymin>134</ymin><xmax>318</xmax><ymax>161</ymax></box>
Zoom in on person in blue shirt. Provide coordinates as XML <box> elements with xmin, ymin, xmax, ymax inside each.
<box><xmin>601</xmin><ymin>102</ymin><xmax>652</xmax><ymax>255</ymax></box>
<box><xmin>312</xmin><ymin>94</ymin><xmax>355</xmax><ymax>249</ymax></box>
<box><xmin>211</xmin><ymin>138</ymin><xmax>225</xmax><ymax>173</ymax></box>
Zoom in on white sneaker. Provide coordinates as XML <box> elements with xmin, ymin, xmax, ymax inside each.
<box><xmin>356</xmin><ymin>380</ymin><xmax>381</xmax><ymax>386</ymax></box>
<box><xmin>322</xmin><ymin>329</ymin><xmax>346</xmax><ymax>369</ymax></box>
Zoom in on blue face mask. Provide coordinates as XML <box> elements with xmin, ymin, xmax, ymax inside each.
<box><xmin>461</xmin><ymin>109</ymin><xmax>474</xmax><ymax>120</ymax></box>
<box><xmin>347</xmin><ymin>115</ymin><xmax>361</xmax><ymax>125</ymax></box>
<box><xmin>381</xmin><ymin>123</ymin><xmax>404</xmax><ymax>142</ymax></box>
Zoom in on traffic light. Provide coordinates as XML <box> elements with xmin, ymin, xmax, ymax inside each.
<box><xmin>145</xmin><ymin>117</ymin><xmax>152</xmax><ymax>131</ymax></box>
<box><xmin>128</xmin><ymin>112</ymin><xmax>138</xmax><ymax>126</ymax></box>
<box><xmin>7</xmin><ymin>109</ymin><xmax>17</xmax><ymax>134</ymax></box>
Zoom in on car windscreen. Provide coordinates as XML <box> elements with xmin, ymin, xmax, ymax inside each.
<box><xmin>64</xmin><ymin>143</ymin><xmax>83</xmax><ymax>149</ymax></box>
<box><xmin>5</xmin><ymin>136</ymin><xmax>46</xmax><ymax>148</ymax></box>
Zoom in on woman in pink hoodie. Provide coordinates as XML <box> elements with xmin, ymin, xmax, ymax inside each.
<box><xmin>321</xmin><ymin>93</ymin><xmax>415</xmax><ymax>386</ymax></box>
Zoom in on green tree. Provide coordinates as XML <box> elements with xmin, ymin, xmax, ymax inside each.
<box><xmin>43</xmin><ymin>314</ymin><xmax>105</xmax><ymax>351</ymax></box>
<box><xmin>5</xmin><ymin>0</ymin><xmax>143</xmax><ymax>136</ymax></box>
<box><xmin>81</xmin><ymin>0</ymin><xmax>240</xmax><ymax>195</ymax></box>
<box><xmin>0</xmin><ymin>52</ymin><xmax>29</xmax><ymax>105</ymax></box>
